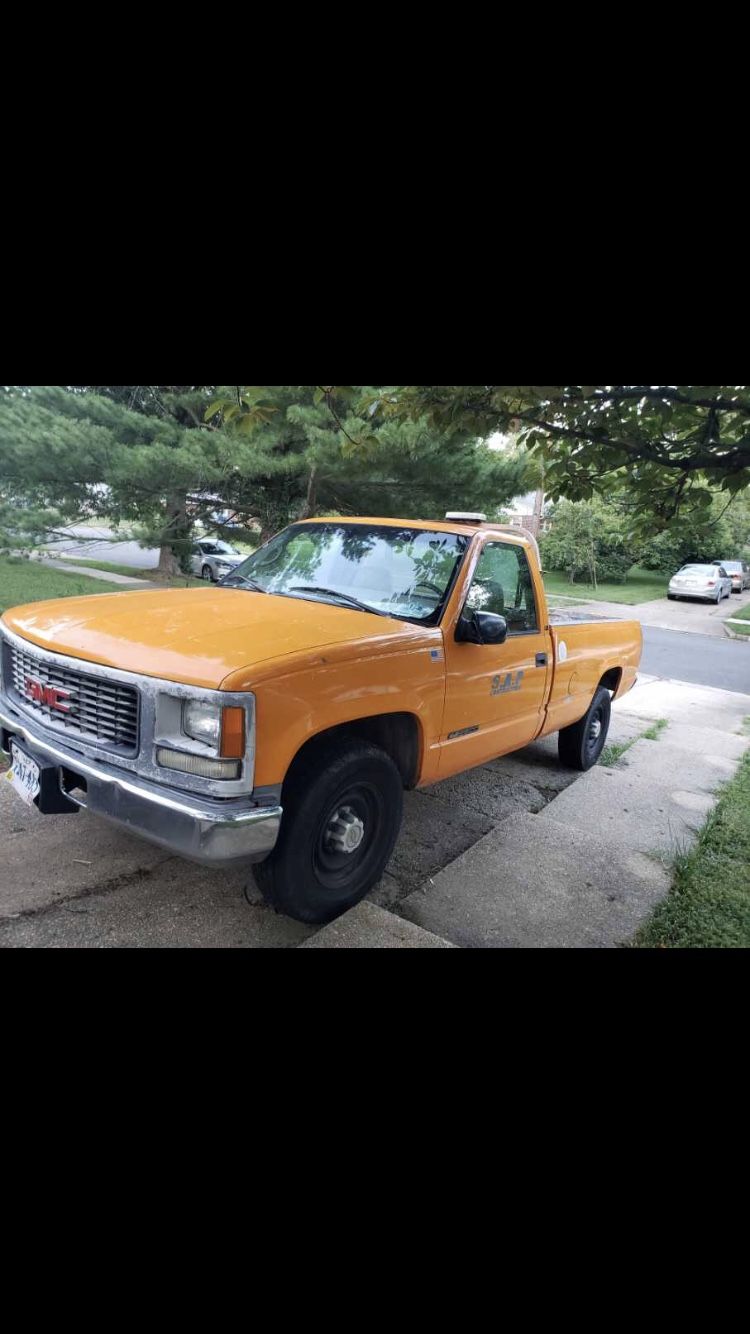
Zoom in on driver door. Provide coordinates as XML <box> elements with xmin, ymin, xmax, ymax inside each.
<box><xmin>439</xmin><ymin>539</ymin><xmax>551</xmax><ymax>778</ymax></box>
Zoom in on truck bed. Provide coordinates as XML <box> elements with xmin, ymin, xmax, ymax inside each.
<box><xmin>541</xmin><ymin>615</ymin><xmax>642</xmax><ymax>737</ymax></box>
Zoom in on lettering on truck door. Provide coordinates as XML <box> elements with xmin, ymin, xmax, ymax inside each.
<box><xmin>439</xmin><ymin>539</ymin><xmax>552</xmax><ymax>776</ymax></box>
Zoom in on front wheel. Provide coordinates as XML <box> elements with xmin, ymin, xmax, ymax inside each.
<box><xmin>202</xmin><ymin>564</ymin><xmax>214</xmax><ymax>582</ymax></box>
<box><xmin>254</xmin><ymin>738</ymin><xmax>404</xmax><ymax>924</ymax></box>
<box><xmin>558</xmin><ymin>686</ymin><xmax>612</xmax><ymax>771</ymax></box>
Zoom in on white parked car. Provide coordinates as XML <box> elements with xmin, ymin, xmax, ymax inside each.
<box><xmin>668</xmin><ymin>563</ymin><xmax>733</xmax><ymax>604</ymax></box>
<box><xmin>712</xmin><ymin>559</ymin><xmax>750</xmax><ymax>593</ymax></box>
<box><xmin>190</xmin><ymin>539</ymin><xmax>244</xmax><ymax>583</ymax></box>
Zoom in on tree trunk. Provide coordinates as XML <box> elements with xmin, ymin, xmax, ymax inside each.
<box><xmin>302</xmin><ymin>465</ymin><xmax>318</xmax><ymax>519</ymax></box>
<box><xmin>157</xmin><ymin>492</ymin><xmax>187</xmax><ymax>580</ymax></box>
<box><xmin>157</xmin><ymin>544</ymin><xmax>182</xmax><ymax>579</ymax></box>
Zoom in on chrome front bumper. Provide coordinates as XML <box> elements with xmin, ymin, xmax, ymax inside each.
<box><xmin>0</xmin><ymin>697</ymin><xmax>282</xmax><ymax>867</ymax></box>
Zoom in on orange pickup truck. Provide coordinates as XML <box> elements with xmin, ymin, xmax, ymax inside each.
<box><xmin>1</xmin><ymin>514</ymin><xmax>642</xmax><ymax>923</ymax></box>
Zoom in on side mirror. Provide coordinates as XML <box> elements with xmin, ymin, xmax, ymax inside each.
<box><xmin>456</xmin><ymin>610</ymin><xmax>507</xmax><ymax>645</ymax></box>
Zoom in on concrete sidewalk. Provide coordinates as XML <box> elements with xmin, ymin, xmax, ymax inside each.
<box><xmin>3</xmin><ymin>669</ymin><xmax>747</xmax><ymax>948</ymax></box>
<box><xmin>306</xmin><ymin>676</ymin><xmax>750</xmax><ymax>948</ymax></box>
<box><xmin>33</xmin><ymin>557</ymin><xmax>149</xmax><ymax>587</ymax></box>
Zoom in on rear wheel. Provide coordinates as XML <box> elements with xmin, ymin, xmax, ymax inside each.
<box><xmin>254</xmin><ymin>738</ymin><xmax>404</xmax><ymax>924</ymax></box>
<box><xmin>668</xmin><ymin>594</ymin><xmax>677</xmax><ymax>600</ymax></box>
<box><xmin>558</xmin><ymin>686</ymin><xmax>612</xmax><ymax>771</ymax></box>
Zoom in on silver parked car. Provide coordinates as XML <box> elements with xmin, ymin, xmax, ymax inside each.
<box><xmin>712</xmin><ymin>559</ymin><xmax>750</xmax><ymax>593</ymax></box>
<box><xmin>668</xmin><ymin>563</ymin><xmax>733</xmax><ymax>604</ymax></box>
<box><xmin>190</xmin><ymin>539</ymin><xmax>244</xmax><ymax>583</ymax></box>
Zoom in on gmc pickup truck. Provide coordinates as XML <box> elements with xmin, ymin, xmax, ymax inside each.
<box><xmin>1</xmin><ymin>514</ymin><xmax>642</xmax><ymax>923</ymax></box>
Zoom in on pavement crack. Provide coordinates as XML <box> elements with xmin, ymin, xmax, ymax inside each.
<box><xmin>0</xmin><ymin>856</ymin><xmax>176</xmax><ymax>926</ymax></box>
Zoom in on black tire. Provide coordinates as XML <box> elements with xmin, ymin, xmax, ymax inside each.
<box><xmin>667</xmin><ymin>594</ymin><xmax>676</xmax><ymax>600</ymax></box>
<box><xmin>558</xmin><ymin>685</ymin><xmax>612</xmax><ymax>771</ymax></box>
<box><xmin>254</xmin><ymin>738</ymin><xmax>404</xmax><ymax>924</ymax></box>
<box><xmin>202</xmin><ymin>564</ymin><xmax>214</xmax><ymax>582</ymax></box>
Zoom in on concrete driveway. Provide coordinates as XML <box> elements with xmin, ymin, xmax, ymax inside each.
<box><xmin>558</xmin><ymin>587</ymin><xmax>750</xmax><ymax>638</ymax></box>
<box><xmin>2</xmin><ymin>676</ymin><xmax>748</xmax><ymax>947</ymax></box>
<box><xmin>0</xmin><ymin>726</ymin><xmax>588</xmax><ymax>948</ymax></box>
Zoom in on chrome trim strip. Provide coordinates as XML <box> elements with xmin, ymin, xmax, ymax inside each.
<box><xmin>6</xmin><ymin>637</ymin><xmax>141</xmax><ymax>755</ymax></box>
<box><xmin>0</xmin><ymin>620</ymin><xmax>256</xmax><ymax>799</ymax></box>
<box><xmin>0</xmin><ymin>703</ymin><xmax>281</xmax><ymax>866</ymax></box>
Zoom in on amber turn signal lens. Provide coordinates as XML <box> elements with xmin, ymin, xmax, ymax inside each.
<box><xmin>221</xmin><ymin>706</ymin><xmax>245</xmax><ymax>759</ymax></box>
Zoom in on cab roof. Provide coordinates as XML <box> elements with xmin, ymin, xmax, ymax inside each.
<box><xmin>296</xmin><ymin>514</ymin><xmax>532</xmax><ymax>545</ymax></box>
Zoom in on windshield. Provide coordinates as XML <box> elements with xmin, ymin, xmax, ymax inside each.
<box><xmin>720</xmin><ymin>561</ymin><xmax>741</xmax><ymax>572</ymax></box>
<box><xmin>680</xmin><ymin>565</ymin><xmax>717</xmax><ymax>575</ymax></box>
<box><xmin>200</xmin><ymin>541</ymin><xmax>238</xmax><ymax>556</ymax></box>
<box><xmin>226</xmin><ymin>523</ymin><xmax>469</xmax><ymax>622</ymax></box>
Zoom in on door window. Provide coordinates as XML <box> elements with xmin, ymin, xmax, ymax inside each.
<box><xmin>465</xmin><ymin>543</ymin><xmax>538</xmax><ymax>634</ymax></box>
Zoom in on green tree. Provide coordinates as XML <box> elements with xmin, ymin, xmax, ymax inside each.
<box><xmin>722</xmin><ymin>489</ymin><xmax>750</xmax><ymax>558</ymax></box>
<box><xmin>208</xmin><ymin>386</ymin><xmax>535</xmax><ymax>534</ymax></box>
<box><xmin>634</xmin><ymin>493</ymin><xmax>738</xmax><ymax>571</ymax></box>
<box><xmin>0</xmin><ymin>386</ymin><xmax>536</xmax><ymax>571</ymax></box>
<box><xmin>310</xmin><ymin>386</ymin><xmax>750</xmax><ymax>529</ymax></box>
<box><xmin>0</xmin><ymin>386</ymin><xmax>226</xmax><ymax>575</ymax></box>
<box><xmin>541</xmin><ymin>498</ymin><xmax>632</xmax><ymax>587</ymax></box>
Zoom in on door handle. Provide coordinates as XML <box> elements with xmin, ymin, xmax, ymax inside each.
<box><xmin>536</xmin><ymin>653</ymin><xmax>548</xmax><ymax>667</ymax></box>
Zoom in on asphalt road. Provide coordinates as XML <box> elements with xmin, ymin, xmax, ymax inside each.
<box><xmin>641</xmin><ymin>626</ymin><xmax>750</xmax><ymax>694</ymax></box>
<box><xmin>45</xmin><ymin>525</ymin><xmax>160</xmax><ymax>570</ymax></box>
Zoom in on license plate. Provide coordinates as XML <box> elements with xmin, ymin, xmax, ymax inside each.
<box><xmin>5</xmin><ymin>742</ymin><xmax>41</xmax><ymax>806</ymax></box>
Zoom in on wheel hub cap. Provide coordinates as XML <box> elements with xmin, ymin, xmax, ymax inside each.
<box><xmin>590</xmin><ymin>718</ymin><xmax>602</xmax><ymax>740</ymax></box>
<box><xmin>324</xmin><ymin>806</ymin><xmax>365</xmax><ymax>855</ymax></box>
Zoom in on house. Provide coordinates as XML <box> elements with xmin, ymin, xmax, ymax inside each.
<box><xmin>503</xmin><ymin>489</ymin><xmax>547</xmax><ymax>537</ymax></box>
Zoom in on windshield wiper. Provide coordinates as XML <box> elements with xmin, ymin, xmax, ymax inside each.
<box><xmin>220</xmin><ymin>574</ymin><xmax>266</xmax><ymax>592</ymax></box>
<box><xmin>287</xmin><ymin>585</ymin><xmax>385</xmax><ymax>616</ymax></box>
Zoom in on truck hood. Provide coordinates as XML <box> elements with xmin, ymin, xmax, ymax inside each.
<box><xmin>2</xmin><ymin>587</ymin><xmax>427</xmax><ymax>689</ymax></box>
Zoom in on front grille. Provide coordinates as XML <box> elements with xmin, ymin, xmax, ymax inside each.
<box><xmin>8</xmin><ymin>641</ymin><xmax>139</xmax><ymax>753</ymax></box>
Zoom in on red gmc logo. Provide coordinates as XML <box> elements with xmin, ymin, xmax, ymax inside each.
<box><xmin>25</xmin><ymin>677</ymin><xmax>72</xmax><ymax>713</ymax></box>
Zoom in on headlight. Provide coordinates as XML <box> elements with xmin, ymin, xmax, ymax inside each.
<box><xmin>183</xmin><ymin>700</ymin><xmax>222</xmax><ymax>747</ymax></box>
<box><xmin>154</xmin><ymin>692</ymin><xmax>253</xmax><ymax>786</ymax></box>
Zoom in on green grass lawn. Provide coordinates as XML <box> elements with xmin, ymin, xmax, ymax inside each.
<box><xmin>0</xmin><ymin>557</ymin><xmax>206</xmax><ymax>613</ymax></box>
<box><xmin>53</xmin><ymin>557</ymin><xmax>234</xmax><ymax>589</ymax></box>
<box><xmin>601</xmin><ymin>718</ymin><xmax>668</xmax><ymax>768</ymax></box>
<box><xmin>545</xmin><ymin>594</ymin><xmax>588</xmax><ymax>609</ymax></box>
<box><xmin>634</xmin><ymin>749</ymin><xmax>750</xmax><ymax>947</ymax></box>
<box><xmin>0</xmin><ymin>556</ymin><xmax>126</xmax><ymax>614</ymax></box>
<box><xmin>725</xmin><ymin>601</ymin><xmax>750</xmax><ymax>635</ymax></box>
<box><xmin>543</xmin><ymin>565</ymin><xmax>667</xmax><ymax>605</ymax></box>
<box><xmin>54</xmin><ymin>557</ymin><xmax>152</xmax><ymax>578</ymax></box>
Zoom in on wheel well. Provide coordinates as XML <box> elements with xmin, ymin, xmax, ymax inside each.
<box><xmin>285</xmin><ymin>712</ymin><xmax>421</xmax><ymax>790</ymax></box>
<box><xmin>599</xmin><ymin>667</ymin><xmax>622</xmax><ymax>695</ymax></box>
